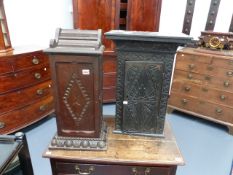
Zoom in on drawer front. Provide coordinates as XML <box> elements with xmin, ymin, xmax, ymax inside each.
<box><xmin>54</xmin><ymin>162</ymin><xmax>174</xmax><ymax>175</ymax></box>
<box><xmin>0</xmin><ymin>95</ymin><xmax>54</xmax><ymax>134</ymax></box>
<box><xmin>171</xmin><ymin>80</ymin><xmax>233</xmax><ymax>107</ymax></box>
<box><xmin>103</xmin><ymin>73</ymin><xmax>116</xmax><ymax>87</ymax></box>
<box><xmin>176</xmin><ymin>52</ymin><xmax>212</xmax><ymax>64</ymax></box>
<box><xmin>0</xmin><ymin>80</ymin><xmax>52</xmax><ymax>114</ymax></box>
<box><xmin>0</xmin><ymin>57</ymin><xmax>14</xmax><ymax>75</ymax></box>
<box><xmin>173</xmin><ymin>70</ymin><xmax>233</xmax><ymax>91</ymax></box>
<box><xmin>14</xmin><ymin>51</ymin><xmax>49</xmax><ymax>71</ymax></box>
<box><xmin>169</xmin><ymin>92</ymin><xmax>233</xmax><ymax>124</ymax></box>
<box><xmin>175</xmin><ymin>58</ymin><xmax>233</xmax><ymax>79</ymax></box>
<box><xmin>0</xmin><ymin>64</ymin><xmax>50</xmax><ymax>94</ymax></box>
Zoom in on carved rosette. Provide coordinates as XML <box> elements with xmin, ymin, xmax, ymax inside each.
<box><xmin>49</xmin><ymin>122</ymin><xmax>108</xmax><ymax>151</ymax></box>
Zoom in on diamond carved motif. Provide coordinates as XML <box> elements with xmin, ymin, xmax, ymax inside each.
<box><xmin>63</xmin><ymin>73</ymin><xmax>91</xmax><ymax>126</ymax></box>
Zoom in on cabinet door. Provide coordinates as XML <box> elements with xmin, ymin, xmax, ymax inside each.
<box><xmin>123</xmin><ymin>61</ymin><xmax>164</xmax><ymax>134</ymax></box>
<box><xmin>73</xmin><ymin>0</ymin><xmax>118</xmax><ymax>51</ymax></box>
<box><xmin>126</xmin><ymin>0</ymin><xmax>162</xmax><ymax>31</ymax></box>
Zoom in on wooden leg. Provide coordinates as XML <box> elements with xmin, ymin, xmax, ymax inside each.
<box><xmin>166</xmin><ymin>107</ymin><xmax>174</xmax><ymax>114</ymax></box>
<box><xmin>227</xmin><ymin>126</ymin><xmax>233</xmax><ymax>135</ymax></box>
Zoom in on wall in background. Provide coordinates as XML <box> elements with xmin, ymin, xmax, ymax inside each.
<box><xmin>3</xmin><ymin>0</ymin><xmax>233</xmax><ymax>48</ymax></box>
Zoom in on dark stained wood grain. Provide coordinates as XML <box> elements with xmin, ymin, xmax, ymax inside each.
<box><xmin>126</xmin><ymin>0</ymin><xmax>162</xmax><ymax>31</ymax></box>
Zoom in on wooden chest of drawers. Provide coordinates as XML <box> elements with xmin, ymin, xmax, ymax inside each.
<box><xmin>0</xmin><ymin>47</ymin><xmax>54</xmax><ymax>134</ymax></box>
<box><xmin>43</xmin><ymin>118</ymin><xmax>184</xmax><ymax>175</ymax></box>
<box><xmin>168</xmin><ymin>47</ymin><xmax>233</xmax><ymax>134</ymax></box>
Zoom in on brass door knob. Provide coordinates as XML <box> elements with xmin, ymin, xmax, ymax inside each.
<box><xmin>184</xmin><ymin>86</ymin><xmax>191</xmax><ymax>92</ymax></box>
<box><xmin>34</xmin><ymin>73</ymin><xmax>41</xmax><ymax>79</ymax></box>
<box><xmin>226</xmin><ymin>71</ymin><xmax>233</xmax><ymax>77</ymax></box>
<box><xmin>36</xmin><ymin>89</ymin><xmax>44</xmax><ymax>95</ymax></box>
<box><xmin>220</xmin><ymin>95</ymin><xmax>226</xmax><ymax>101</ymax></box>
<box><xmin>223</xmin><ymin>81</ymin><xmax>230</xmax><ymax>87</ymax></box>
<box><xmin>32</xmin><ymin>56</ymin><xmax>39</xmax><ymax>65</ymax></box>
<box><xmin>0</xmin><ymin>122</ymin><xmax>5</xmax><ymax>129</ymax></box>
<box><xmin>215</xmin><ymin>107</ymin><xmax>222</xmax><ymax>114</ymax></box>
<box><xmin>39</xmin><ymin>104</ymin><xmax>47</xmax><ymax>111</ymax></box>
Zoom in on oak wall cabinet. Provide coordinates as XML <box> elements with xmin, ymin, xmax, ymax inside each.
<box><xmin>72</xmin><ymin>0</ymin><xmax>162</xmax><ymax>102</ymax></box>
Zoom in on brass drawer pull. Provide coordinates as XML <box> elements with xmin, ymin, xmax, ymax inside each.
<box><xmin>184</xmin><ymin>86</ymin><xmax>191</xmax><ymax>92</ymax></box>
<box><xmin>187</xmin><ymin>73</ymin><xmax>193</xmax><ymax>79</ymax></box>
<box><xmin>75</xmin><ymin>165</ymin><xmax>94</xmax><ymax>175</ymax></box>
<box><xmin>207</xmin><ymin>65</ymin><xmax>214</xmax><ymax>71</ymax></box>
<box><xmin>215</xmin><ymin>107</ymin><xmax>222</xmax><ymax>115</ymax></box>
<box><xmin>132</xmin><ymin>167</ymin><xmax>151</xmax><ymax>175</ymax></box>
<box><xmin>181</xmin><ymin>99</ymin><xmax>188</xmax><ymax>105</ymax></box>
<box><xmin>223</xmin><ymin>81</ymin><xmax>230</xmax><ymax>87</ymax></box>
<box><xmin>36</xmin><ymin>89</ymin><xmax>44</xmax><ymax>95</ymax></box>
<box><xmin>145</xmin><ymin>168</ymin><xmax>151</xmax><ymax>175</ymax></box>
<box><xmin>32</xmin><ymin>56</ymin><xmax>39</xmax><ymax>65</ymax></box>
<box><xmin>39</xmin><ymin>104</ymin><xmax>47</xmax><ymax>111</ymax></box>
<box><xmin>226</xmin><ymin>71</ymin><xmax>233</xmax><ymax>77</ymax></box>
<box><xmin>205</xmin><ymin>75</ymin><xmax>211</xmax><ymax>81</ymax></box>
<box><xmin>34</xmin><ymin>73</ymin><xmax>41</xmax><ymax>79</ymax></box>
<box><xmin>220</xmin><ymin>95</ymin><xmax>226</xmax><ymax>101</ymax></box>
<box><xmin>188</xmin><ymin>64</ymin><xmax>195</xmax><ymax>69</ymax></box>
<box><xmin>0</xmin><ymin>122</ymin><xmax>5</xmax><ymax>129</ymax></box>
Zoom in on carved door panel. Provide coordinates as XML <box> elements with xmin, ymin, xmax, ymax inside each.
<box><xmin>123</xmin><ymin>61</ymin><xmax>164</xmax><ymax>134</ymax></box>
<box><xmin>56</xmin><ymin>61</ymin><xmax>96</xmax><ymax>137</ymax></box>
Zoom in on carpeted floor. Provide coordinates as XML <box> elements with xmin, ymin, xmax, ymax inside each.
<box><xmin>22</xmin><ymin>104</ymin><xmax>233</xmax><ymax>175</ymax></box>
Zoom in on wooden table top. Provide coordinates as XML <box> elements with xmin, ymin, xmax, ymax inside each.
<box><xmin>43</xmin><ymin>117</ymin><xmax>184</xmax><ymax>166</ymax></box>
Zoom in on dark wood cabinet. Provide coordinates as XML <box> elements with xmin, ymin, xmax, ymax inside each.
<box><xmin>105</xmin><ymin>30</ymin><xmax>192</xmax><ymax>136</ymax></box>
<box><xmin>72</xmin><ymin>0</ymin><xmax>162</xmax><ymax>102</ymax></box>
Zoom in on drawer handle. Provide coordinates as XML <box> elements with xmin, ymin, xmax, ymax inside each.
<box><xmin>223</xmin><ymin>81</ymin><xmax>230</xmax><ymax>87</ymax></box>
<box><xmin>39</xmin><ymin>104</ymin><xmax>47</xmax><ymax>111</ymax></box>
<box><xmin>184</xmin><ymin>86</ymin><xmax>191</xmax><ymax>92</ymax></box>
<box><xmin>207</xmin><ymin>65</ymin><xmax>214</xmax><ymax>71</ymax></box>
<box><xmin>181</xmin><ymin>99</ymin><xmax>188</xmax><ymax>105</ymax></box>
<box><xmin>202</xmin><ymin>87</ymin><xmax>208</xmax><ymax>92</ymax></box>
<box><xmin>75</xmin><ymin>165</ymin><xmax>94</xmax><ymax>175</ymax></box>
<box><xmin>215</xmin><ymin>107</ymin><xmax>222</xmax><ymax>115</ymax></box>
<box><xmin>188</xmin><ymin>64</ymin><xmax>195</xmax><ymax>69</ymax></box>
<box><xmin>0</xmin><ymin>122</ymin><xmax>5</xmax><ymax>129</ymax></box>
<box><xmin>34</xmin><ymin>73</ymin><xmax>41</xmax><ymax>79</ymax></box>
<box><xmin>32</xmin><ymin>56</ymin><xmax>39</xmax><ymax>65</ymax></box>
<box><xmin>187</xmin><ymin>73</ymin><xmax>193</xmax><ymax>79</ymax></box>
<box><xmin>205</xmin><ymin>75</ymin><xmax>211</xmax><ymax>81</ymax></box>
<box><xmin>132</xmin><ymin>167</ymin><xmax>151</xmax><ymax>175</ymax></box>
<box><xmin>226</xmin><ymin>71</ymin><xmax>233</xmax><ymax>77</ymax></box>
<box><xmin>36</xmin><ymin>89</ymin><xmax>44</xmax><ymax>95</ymax></box>
<box><xmin>220</xmin><ymin>95</ymin><xmax>226</xmax><ymax>101</ymax></box>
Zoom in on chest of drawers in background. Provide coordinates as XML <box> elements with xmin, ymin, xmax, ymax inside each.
<box><xmin>0</xmin><ymin>47</ymin><xmax>54</xmax><ymax>134</ymax></box>
<box><xmin>168</xmin><ymin>47</ymin><xmax>233</xmax><ymax>134</ymax></box>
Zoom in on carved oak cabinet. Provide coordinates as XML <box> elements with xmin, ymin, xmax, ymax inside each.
<box><xmin>44</xmin><ymin>29</ymin><xmax>107</xmax><ymax>150</ymax></box>
<box><xmin>106</xmin><ymin>31</ymin><xmax>192</xmax><ymax>136</ymax></box>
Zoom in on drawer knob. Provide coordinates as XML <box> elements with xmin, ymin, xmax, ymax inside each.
<box><xmin>188</xmin><ymin>64</ymin><xmax>195</xmax><ymax>69</ymax></box>
<box><xmin>187</xmin><ymin>73</ymin><xmax>193</xmax><ymax>79</ymax></box>
<box><xmin>75</xmin><ymin>165</ymin><xmax>94</xmax><ymax>175</ymax></box>
<box><xmin>184</xmin><ymin>86</ymin><xmax>191</xmax><ymax>92</ymax></box>
<box><xmin>132</xmin><ymin>167</ymin><xmax>151</xmax><ymax>175</ymax></box>
<box><xmin>0</xmin><ymin>122</ymin><xmax>5</xmax><ymax>129</ymax></box>
<box><xmin>215</xmin><ymin>107</ymin><xmax>222</xmax><ymax>114</ymax></box>
<box><xmin>39</xmin><ymin>104</ymin><xmax>47</xmax><ymax>111</ymax></box>
<box><xmin>145</xmin><ymin>168</ymin><xmax>151</xmax><ymax>175</ymax></box>
<box><xmin>205</xmin><ymin>75</ymin><xmax>211</xmax><ymax>81</ymax></box>
<box><xmin>34</xmin><ymin>73</ymin><xmax>41</xmax><ymax>79</ymax></box>
<box><xmin>220</xmin><ymin>95</ymin><xmax>226</xmax><ymax>101</ymax></box>
<box><xmin>181</xmin><ymin>99</ymin><xmax>188</xmax><ymax>105</ymax></box>
<box><xmin>32</xmin><ymin>56</ymin><xmax>39</xmax><ymax>65</ymax></box>
<box><xmin>207</xmin><ymin>66</ymin><xmax>214</xmax><ymax>71</ymax></box>
<box><xmin>36</xmin><ymin>89</ymin><xmax>44</xmax><ymax>95</ymax></box>
<box><xmin>223</xmin><ymin>81</ymin><xmax>230</xmax><ymax>87</ymax></box>
<box><xmin>132</xmin><ymin>167</ymin><xmax>138</xmax><ymax>175</ymax></box>
<box><xmin>226</xmin><ymin>71</ymin><xmax>233</xmax><ymax>77</ymax></box>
